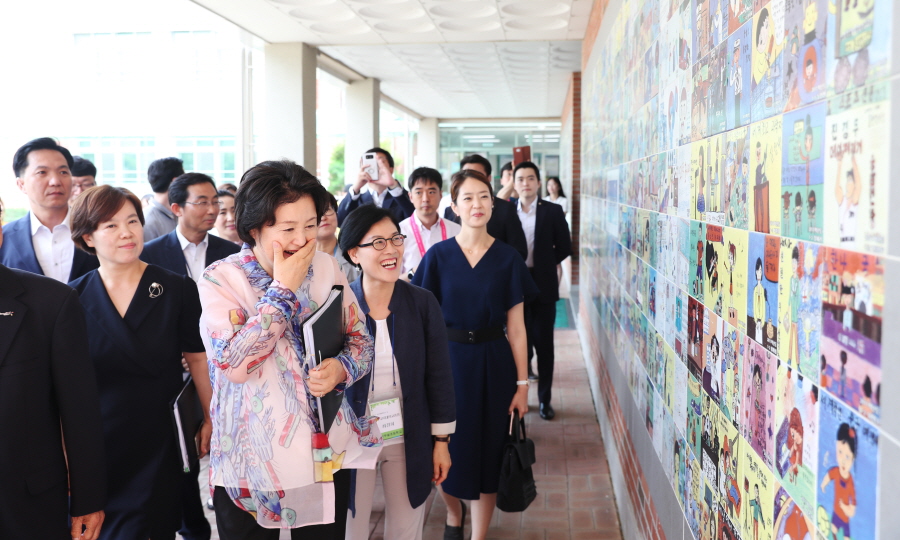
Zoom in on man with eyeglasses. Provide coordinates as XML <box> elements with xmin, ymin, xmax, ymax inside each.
<box><xmin>140</xmin><ymin>172</ymin><xmax>237</xmax><ymax>540</ymax></box>
<box><xmin>69</xmin><ymin>156</ymin><xmax>98</xmax><ymax>206</ymax></box>
<box><xmin>399</xmin><ymin>167</ymin><xmax>461</xmax><ymax>281</ymax></box>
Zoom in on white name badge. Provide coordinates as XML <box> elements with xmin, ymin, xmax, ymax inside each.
<box><xmin>369</xmin><ymin>397</ymin><xmax>404</xmax><ymax>440</ymax></box>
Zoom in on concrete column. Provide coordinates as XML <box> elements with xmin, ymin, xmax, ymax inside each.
<box><xmin>415</xmin><ymin>117</ymin><xmax>440</xmax><ymax>169</ymax></box>
<box><xmin>260</xmin><ymin>43</ymin><xmax>317</xmax><ymax>170</ymax></box>
<box><xmin>344</xmin><ymin>78</ymin><xmax>380</xmax><ymax>184</ymax></box>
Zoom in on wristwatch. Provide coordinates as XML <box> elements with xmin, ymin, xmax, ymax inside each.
<box><xmin>433</xmin><ymin>435</ymin><xmax>451</xmax><ymax>443</ymax></box>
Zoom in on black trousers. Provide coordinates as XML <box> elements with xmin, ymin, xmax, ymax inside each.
<box><xmin>177</xmin><ymin>463</ymin><xmax>211</xmax><ymax>540</ymax></box>
<box><xmin>525</xmin><ymin>300</ymin><xmax>557</xmax><ymax>405</ymax></box>
<box><xmin>213</xmin><ymin>468</ymin><xmax>350</xmax><ymax>540</ymax></box>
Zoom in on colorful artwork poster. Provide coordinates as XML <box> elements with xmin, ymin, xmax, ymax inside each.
<box><xmin>671</xmin><ymin>146</ymin><xmax>692</xmax><ymax>218</ymax></box>
<box><xmin>688</xmin><ymin>296</ymin><xmax>706</xmax><ymax>378</ymax></box>
<box><xmin>749</xmin><ymin>114</ymin><xmax>783</xmax><ymax>234</ymax></box>
<box><xmin>709</xmin><ymin>0</ymin><xmax>728</xmax><ymax>48</ymax></box>
<box><xmin>716</xmin><ymin>403</ymin><xmax>744</xmax><ymax>531</ymax></box>
<box><xmin>707</xmin><ymin>41</ymin><xmax>729</xmax><ymax>135</ymax></box>
<box><xmin>649</xmin><ymin>332</ymin><xmax>667</xmax><ymax>395</ymax></box>
<box><xmin>819</xmin><ymin>247</ymin><xmax>883</xmax><ymax>423</ymax></box>
<box><xmin>693</xmin><ymin>0</ymin><xmax>713</xmax><ymax>62</ymax></box>
<box><xmin>648</xmin><ymin>152</ymin><xmax>668</xmax><ymax>216</ymax></box>
<box><xmin>826</xmin><ymin>0</ymin><xmax>893</xmax><ymax>95</ymax></box>
<box><xmin>722</xmin><ymin>227</ymin><xmax>749</xmax><ymax>332</ymax></box>
<box><xmin>675</xmin><ymin>434</ymin><xmax>691</xmax><ymax>510</ymax></box>
<box><xmin>676</xmin><ymin>68</ymin><xmax>694</xmax><ymax>148</ymax></box>
<box><xmin>705</xmin><ymin>134</ymin><xmax>727</xmax><ymax>225</ymax></box>
<box><xmin>690</xmin><ymin>219</ymin><xmax>707</xmax><ymax>302</ymax></box>
<box><xmin>676</xmin><ymin>216</ymin><xmax>693</xmax><ymax>291</ymax></box>
<box><xmin>673</xmin><ymin>351</ymin><xmax>690</xmax><ymax>433</ymax></box>
<box><xmin>780</xmin><ymin>101</ymin><xmax>827</xmax><ymax>243</ymax></box>
<box><xmin>751</xmin><ymin>1</ymin><xmax>787</xmax><ymax>122</ymax></box>
<box><xmin>664</xmin><ymin>339</ymin><xmax>677</xmax><ymax>411</ymax></box>
<box><xmin>687</xmin><ymin>447</ymin><xmax>704</xmax><ymax>538</ymax></box>
<box><xmin>649</xmin><ymin>267</ymin><xmax>659</xmax><ymax>322</ymax></box>
<box><xmin>723</xmin><ymin>125</ymin><xmax>751</xmax><ymax>229</ymax></box>
<box><xmin>816</xmin><ymin>391</ymin><xmax>879</xmax><ymax>540</ymax></box>
<box><xmin>740</xmin><ymin>438</ymin><xmax>775</xmax><ymax>540</ymax></box>
<box><xmin>746</xmin><ymin>232</ymin><xmax>780</xmax><ymax>353</ymax></box>
<box><xmin>660</xmin><ymin>406</ymin><xmax>677</xmax><ymax>488</ymax></box>
<box><xmin>646</xmin><ymin>375</ymin><xmax>657</xmax><ymax>436</ymax></box>
<box><xmin>702</xmin><ymin>307</ymin><xmax>724</xmax><ymax>402</ymax></box>
<box><xmin>692</xmin><ymin>54</ymin><xmax>711</xmax><ymax>142</ymax></box>
<box><xmin>637</xmin><ymin>209</ymin><xmax>653</xmax><ymax>263</ymax></box>
<box><xmin>643</xmin><ymin>40</ymin><xmax>661</xmax><ymax>105</ymax></box>
<box><xmin>699</xmin><ymin>477</ymin><xmax>718</xmax><ymax>540</ymax></box>
<box><xmin>705</xmin><ymin>224</ymin><xmax>726</xmax><ymax>315</ymax></box>
<box><xmin>742</xmin><ymin>337</ymin><xmax>777</xmax><ymax>467</ymax></box>
<box><xmin>728</xmin><ymin>0</ymin><xmax>753</xmax><ymax>34</ymax></box>
<box><xmin>674</xmin><ymin>287</ymin><xmax>690</xmax><ymax>362</ymax></box>
<box><xmin>688</xmin><ymin>373</ymin><xmax>704</xmax><ymax>461</ymax></box>
<box><xmin>774</xmin><ymin>359</ymin><xmax>820</xmax><ymax>520</ymax></box>
<box><xmin>772</xmin><ymin>484</ymin><xmax>815</xmax><ymax>540</ymax></box>
<box><xmin>700</xmin><ymin>392</ymin><xmax>719</xmax><ymax>495</ymax></box>
<box><xmin>720</xmin><ymin>322</ymin><xmax>745</xmax><ymax>428</ymax></box>
<box><xmin>726</xmin><ymin>21</ymin><xmax>753</xmax><ymax>130</ymax></box>
<box><xmin>823</xmin><ymin>82</ymin><xmax>891</xmax><ymax>255</ymax></box>
<box><xmin>777</xmin><ymin>239</ymin><xmax>824</xmax><ymax>378</ymax></box>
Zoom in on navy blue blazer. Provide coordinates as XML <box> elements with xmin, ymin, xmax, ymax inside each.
<box><xmin>337</xmin><ymin>188</ymin><xmax>414</xmax><ymax>226</ymax></box>
<box><xmin>140</xmin><ymin>230</ymin><xmax>240</xmax><ymax>278</ymax></box>
<box><xmin>510</xmin><ymin>197</ymin><xmax>572</xmax><ymax>304</ymax></box>
<box><xmin>0</xmin><ymin>213</ymin><xmax>99</xmax><ymax>280</ymax></box>
<box><xmin>444</xmin><ymin>197</ymin><xmax>528</xmax><ymax>261</ymax></box>
<box><xmin>346</xmin><ymin>278</ymin><xmax>455</xmax><ymax>510</ymax></box>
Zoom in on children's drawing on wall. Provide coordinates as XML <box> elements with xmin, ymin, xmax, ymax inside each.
<box><xmin>688</xmin><ymin>373</ymin><xmax>705</xmax><ymax>468</ymax></box>
<box><xmin>817</xmin><ymin>391</ymin><xmax>879</xmax><ymax>540</ymax></box>
<box><xmin>728</xmin><ymin>0</ymin><xmax>753</xmax><ymax>34</ymax></box>
<box><xmin>727</xmin><ymin>22</ymin><xmax>752</xmax><ymax>129</ymax></box>
<box><xmin>782</xmin><ymin>0</ymin><xmax>827</xmax><ymax>110</ymax></box>
<box><xmin>692</xmin><ymin>55</ymin><xmax>711</xmax><ymax>141</ymax></box>
<box><xmin>827</xmin><ymin>0</ymin><xmax>892</xmax><ymax>94</ymax></box>
<box><xmin>675</xmin><ymin>145</ymin><xmax>694</xmax><ymax>219</ymax></box>
<box><xmin>723</xmin><ymin>227</ymin><xmax>749</xmax><ymax>332</ymax></box>
<box><xmin>676</xmin><ymin>215</ymin><xmax>692</xmax><ymax>291</ymax></box>
<box><xmin>774</xmin><ymin>360</ymin><xmax>819</xmax><ymax>518</ymax></box>
<box><xmin>709</xmin><ymin>0</ymin><xmax>729</xmax><ymax>47</ymax></box>
<box><xmin>690</xmin><ymin>220</ymin><xmax>707</xmax><ymax>301</ymax></box>
<box><xmin>724</xmin><ymin>126</ymin><xmax>750</xmax><ymax>229</ymax></box>
<box><xmin>707</xmin><ymin>135</ymin><xmax>726</xmax><ymax>224</ymax></box>
<box><xmin>675</xmin><ymin>287</ymin><xmax>690</xmax><ymax>362</ymax></box>
<box><xmin>781</xmin><ymin>101</ymin><xmax>826</xmax><ymax>242</ymax></box>
<box><xmin>693</xmin><ymin>0</ymin><xmax>712</xmax><ymax>62</ymax></box>
<box><xmin>820</xmin><ymin>247</ymin><xmax>883</xmax><ymax>423</ymax></box>
<box><xmin>717</xmin><ymin>405</ymin><xmax>743</xmax><ymax>536</ymax></box>
<box><xmin>688</xmin><ymin>297</ymin><xmax>706</xmax><ymax>378</ymax></box>
<box><xmin>692</xmin><ymin>141</ymin><xmax>708</xmax><ymax>221</ymax></box>
<box><xmin>751</xmin><ymin>2</ymin><xmax>787</xmax><ymax>121</ymax></box>
<box><xmin>773</xmin><ymin>485</ymin><xmax>815</xmax><ymax>540</ymax></box>
<box><xmin>742</xmin><ymin>337</ymin><xmax>776</xmax><ymax>467</ymax></box>
<box><xmin>701</xmin><ymin>392</ymin><xmax>722</xmax><ymax>488</ymax></box>
<box><xmin>708</xmin><ymin>42</ymin><xmax>729</xmax><ymax>135</ymax></box>
<box><xmin>675</xmin><ymin>435</ymin><xmax>690</xmax><ymax>510</ymax></box>
<box><xmin>749</xmin><ymin>115</ymin><xmax>783</xmax><ymax>234</ymax></box>
<box><xmin>720</xmin><ymin>323</ymin><xmax>744</xmax><ymax>428</ymax></box>
<box><xmin>778</xmin><ymin>239</ymin><xmax>824</xmax><ymax>378</ymax></box>
<box><xmin>746</xmin><ymin>233</ymin><xmax>779</xmax><ymax>353</ymax></box>
<box><xmin>706</xmin><ymin>224</ymin><xmax>725</xmax><ymax>315</ymax></box>
<box><xmin>741</xmin><ymin>440</ymin><xmax>775</xmax><ymax>540</ymax></box>
<box><xmin>824</xmin><ymin>82</ymin><xmax>890</xmax><ymax>255</ymax></box>
<box><xmin>703</xmin><ymin>311</ymin><xmax>725</xmax><ymax>405</ymax></box>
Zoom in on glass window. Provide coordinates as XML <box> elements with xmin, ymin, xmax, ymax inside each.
<box><xmin>221</xmin><ymin>152</ymin><xmax>234</xmax><ymax>171</ymax></box>
<box><xmin>197</xmin><ymin>152</ymin><xmax>214</xmax><ymax>171</ymax></box>
<box><xmin>122</xmin><ymin>153</ymin><xmax>137</xmax><ymax>171</ymax></box>
<box><xmin>102</xmin><ymin>153</ymin><xmax>115</xmax><ymax>171</ymax></box>
<box><xmin>180</xmin><ymin>153</ymin><xmax>194</xmax><ymax>170</ymax></box>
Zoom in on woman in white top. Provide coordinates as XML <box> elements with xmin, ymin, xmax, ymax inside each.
<box><xmin>340</xmin><ymin>204</ymin><xmax>456</xmax><ymax>540</ymax></box>
<box><xmin>545</xmin><ymin>176</ymin><xmax>568</xmax><ymax>214</ymax></box>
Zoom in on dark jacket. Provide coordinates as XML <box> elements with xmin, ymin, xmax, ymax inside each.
<box><xmin>0</xmin><ymin>265</ymin><xmax>107</xmax><ymax>539</ymax></box>
<box><xmin>346</xmin><ymin>278</ymin><xmax>455</xmax><ymax>509</ymax></box>
<box><xmin>510</xmin><ymin>197</ymin><xmax>572</xmax><ymax>304</ymax></box>
<box><xmin>444</xmin><ymin>197</ymin><xmax>528</xmax><ymax>260</ymax></box>
<box><xmin>140</xmin><ymin>229</ymin><xmax>240</xmax><ymax>277</ymax></box>
<box><xmin>0</xmin><ymin>213</ymin><xmax>98</xmax><ymax>280</ymax></box>
<box><xmin>337</xmin><ymin>187</ymin><xmax>415</xmax><ymax>226</ymax></box>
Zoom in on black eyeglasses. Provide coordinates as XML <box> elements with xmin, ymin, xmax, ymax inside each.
<box><xmin>358</xmin><ymin>233</ymin><xmax>406</xmax><ymax>251</ymax></box>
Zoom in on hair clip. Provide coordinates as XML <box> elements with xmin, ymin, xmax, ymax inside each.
<box><xmin>149</xmin><ymin>283</ymin><xmax>164</xmax><ymax>299</ymax></box>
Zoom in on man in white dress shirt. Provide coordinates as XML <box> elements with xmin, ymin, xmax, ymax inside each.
<box><xmin>399</xmin><ymin>167</ymin><xmax>461</xmax><ymax>280</ymax></box>
<box><xmin>0</xmin><ymin>137</ymin><xmax>99</xmax><ymax>281</ymax></box>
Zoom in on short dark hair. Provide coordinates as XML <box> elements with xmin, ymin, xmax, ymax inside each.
<box><xmin>501</xmin><ymin>161</ymin><xmax>513</xmax><ymax>174</ymax></box>
<box><xmin>147</xmin><ymin>157</ymin><xmax>185</xmax><ymax>194</ymax></box>
<box><xmin>13</xmin><ymin>137</ymin><xmax>74</xmax><ymax>177</ymax></box>
<box><xmin>71</xmin><ymin>156</ymin><xmax>97</xmax><ymax>178</ymax></box>
<box><xmin>408</xmin><ymin>167</ymin><xmax>443</xmax><ymax>191</ymax></box>
<box><xmin>460</xmin><ymin>154</ymin><xmax>492</xmax><ymax>177</ymax></box>
<box><xmin>235</xmin><ymin>160</ymin><xmax>330</xmax><ymax>248</ymax></box>
<box><xmin>217</xmin><ymin>189</ymin><xmax>235</xmax><ymax>200</ymax></box>
<box><xmin>450</xmin><ymin>169</ymin><xmax>493</xmax><ymax>202</ymax></box>
<box><xmin>326</xmin><ymin>192</ymin><xmax>338</xmax><ymax>212</ymax></box>
<box><xmin>168</xmin><ymin>173</ymin><xmax>217</xmax><ymax>207</ymax></box>
<box><xmin>218</xmin><ymin>182</ymin><xmax>237</xmax><ymax>194</ymax></box>
<box><xmin>338</xmin><ymin>205</ymin><xmax>400</xmax><ymax>268</ymax></box>
<box><xmin>513</xmin><ymin>160</ymin><xmax>541</xmax><ymax>181</ymax></box>
<box><xmin>365</xmin><ymin>147</ymin><xmax>394</xmax><ymax>169</ymax></box>
<box><xmin>70</xmin><ymin>185</ymin><xmax>144</xmax><ymax>255</ymax></box>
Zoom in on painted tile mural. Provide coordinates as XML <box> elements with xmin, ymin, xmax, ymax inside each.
<box><xmin>578</xmin><ymin>0</ymin><xmax>893</xmax><ymax>538</ymax></box>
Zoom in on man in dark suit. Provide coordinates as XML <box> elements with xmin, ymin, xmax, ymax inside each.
<box><xmin>0</xmin><ymin>137</ymin><xmax>98</xmax><ymax>281</ymax></box>
<box><xmin>0</xmin><ymin>199</ymin><xmax>107</xmax><ymax>540</ymax></box>
<box><xmin>140</xmin><ymin>172</ymin><xmax>238</xmax><ymax>540</ymax></box>
<box><xmin>512</xmin><ymin>161</ymin><xmax>572</xmax><ymax>420</ymax></box>
<box><xmin>337</xmin><ymin>147</ymin><xmax>414</xmax><ymax>226</ymax></box>
<box><xmin>446</xmin><ymin>154</ymin><xmax>528</xmax><ymax>260</ymax></box>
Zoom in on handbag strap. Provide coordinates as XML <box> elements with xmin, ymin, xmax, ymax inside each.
<box><xmin>509</xmin><ymin>411</ymin><xmax>527</xmax><ymax>442</ymax></box>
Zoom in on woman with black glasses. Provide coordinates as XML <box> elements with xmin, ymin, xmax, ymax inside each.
<box><xmin>339</xmin><ymin>205</ymin><xmax>455</xmax><ymax>540</ymax></box>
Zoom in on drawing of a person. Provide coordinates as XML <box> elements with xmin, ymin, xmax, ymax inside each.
<box><xmin>730</xmin><ymin>39</ymin><xmax>743</xmax><ymax>124</ymax></box>
<box><xmin>697</xmin><ymin>150</ymin><xmax>707</xmax><ymax>215</ymax></box>
<box><xmin>794</xmin><ymin>192</ymin><xmax>803</xmax><ymax>233</ymax></box>
<box><xmin>803</xmin><ymin>0</ymin><xmax>818</xmax><ymax>44</ymax></box>
<box><xmin>788</xmin><ymin>407</ymin><xmax>803</xmax><ymax>482</ymax></box>
<box><xmin>839</xmin><ymin>350</ymin><xmax>848</xmax><ymax>399</ymax></box>
<box><xmin>752</xmin><ymin>7</ymin><xmax>782</xmax><ymax>88</ymax></box>
<box><xmin>695</xmin><ymin>240</ymin><xmax>704</xmax><ymax>296</ymax></box>
<box><xmin>752</xmin><ymin>258</ymin><xmax>767</xmax><ymax>342</ymax></box>
<box><xmin>835</xmin><ymin>152</ymin><xmax>862</xmax><ymax>247</ymax></box>
<box><xmin>748</xmin><ymin>483</ymin><xmax>762</xmax><ymax>540</ymax></box>
<box><xmin>752</xmin><ymin>363</ymin><xmax>765</xmax><ymax>448</ymax></box>
<box><xmin>785</xmin><ymin>245</ymin><xmax>801</xmax><ymax>365</ymax></box>
<box><xmin>725</xmin><ymin>243</ymin><xmax>736</xmax><ymax>320</ymax></box>
<box><xmin>820</xmin><ymin>423</ymin><xmax>857</xmax><ymax>540</ymax></box>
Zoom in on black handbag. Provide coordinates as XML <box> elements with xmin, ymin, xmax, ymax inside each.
<box><xmin>496</xmin><ymin>411</ymin><xmax>537</xmax><ymax>512</ymax></box>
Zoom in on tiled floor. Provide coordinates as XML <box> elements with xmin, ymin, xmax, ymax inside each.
<box><xmin>182</xmin><ymin>328</ymin><xmax>623</xmax><ymax>540</ymax></box>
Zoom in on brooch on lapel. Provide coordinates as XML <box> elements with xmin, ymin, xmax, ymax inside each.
<box><xmin>149</xmin><ymin>283</ymin><xmax>164</xmax><ymax>299</ymax></box>
<box><xmin>0</xmin><ymin>312</ymin><xmax>13</xmax><ymax>316</ymax></box>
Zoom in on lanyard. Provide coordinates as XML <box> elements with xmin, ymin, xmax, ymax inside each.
<box><xmin>411</xmin><ymin>219</ymin><xmax>447</xmax><ymax>258</ymax></box>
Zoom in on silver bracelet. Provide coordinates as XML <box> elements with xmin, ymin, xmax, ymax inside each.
<box><xmin>516</xmin><ymin>380</ymin><xmax>529</xmax><ymax>386</ymax></box>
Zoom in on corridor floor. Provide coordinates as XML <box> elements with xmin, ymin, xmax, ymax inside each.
<box><xmin>183</xmin><ymin>328</ymin><xmax>623</xmax><ymax>540</ymax></box>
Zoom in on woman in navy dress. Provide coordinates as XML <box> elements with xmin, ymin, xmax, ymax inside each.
<box><xmin>68</xmin><ymin>186</ymin><xmax>213</xmax><ymax>540</ymax></box>
<box><xmin>412</xmin><ymin>170</ymin><xmax>537</xmax><ymax>540</ymax></box>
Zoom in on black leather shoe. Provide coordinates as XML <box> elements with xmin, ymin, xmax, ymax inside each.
<box><xmin>443</xmin><ymin>500</ymin><xmax>466</xmax><ymax>540</ymax></box>
<box><xmin>539</xmin><ymin>403</ymin><xmax>555</xmax><ymax>420</ymax></box>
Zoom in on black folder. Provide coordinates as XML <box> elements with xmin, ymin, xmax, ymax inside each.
<box><xmin>171</xmin><ymin>376</ymin><xmax>203</xmax><ymax>473</ymax></box>
<box><xmin>301</xmin><ymin>286</ymin><xmax>345</xmax><ymax>433</ymax></box>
